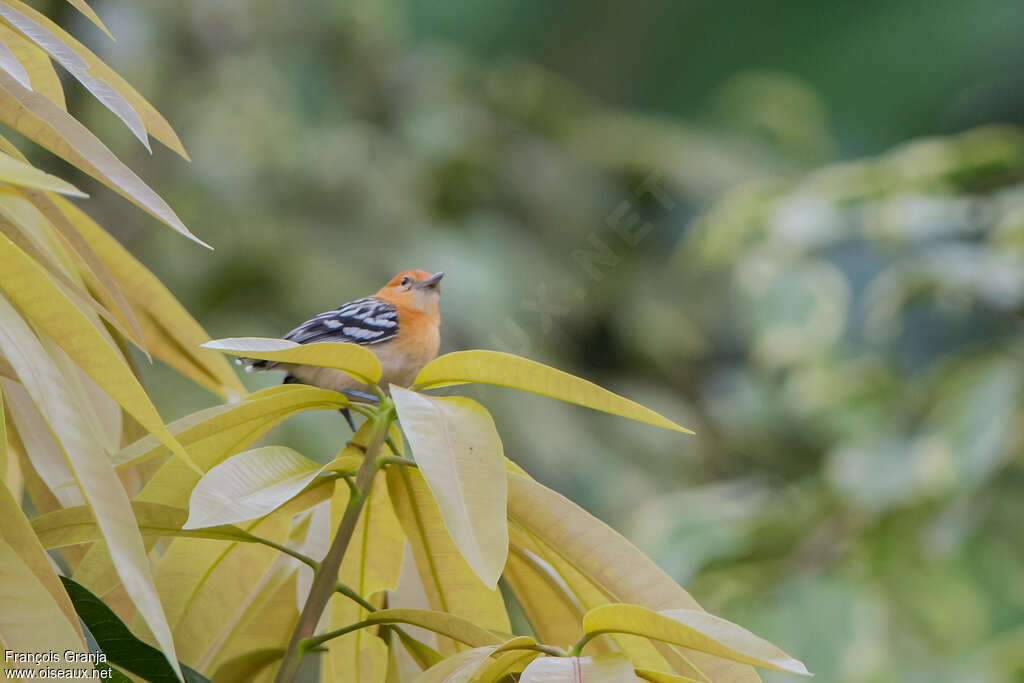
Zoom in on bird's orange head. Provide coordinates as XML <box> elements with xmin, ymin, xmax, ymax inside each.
<box><xmin>376</xmin><ymin>270</ymin><xmax>444</xmax><ymax>315</ymax></box>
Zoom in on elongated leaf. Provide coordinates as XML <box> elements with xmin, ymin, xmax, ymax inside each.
<box><xmin>507</xmin><ymin>472</ymin><xmax>762</xmax><ymax>683</ymax></box>
<box><xmin>0</xmin><ymin>69</ymin><xmax>204</xmax><ymax>245</ymax></box>
<box><xmin>503</xmin><ymin>545</ymin><xmax>584</xmax><ymax>650</ymax></box>
<box><xmin>57</xmin><ymin>0</ymin><xmax>114</xmax><ymax>39</ymax></box>
<box><xmin>520</xmin><ymin>655</ymin><xmax>639</xmax><ymax>682</ymax></box>
<box><xmin>59</xmin><ymin>576</ymin><xmax>210</xmax><ymax>683</ymax></box>
<box><xmin>204</xmin><ymin>337</ymin><xmax>382</xmax><ymax>384</ymax></box>
<box><xmin>415</xmin><ymin>647</ymin><xmax>497</xmax><ymax>683</ymax></box>
<box><xmin>583</xmin><ymin>605</ymin><xmax>809</xmax><ymax>676</ymax></box>
<box><xmin>324</xmin><ymin>465</ymin><xmax>404</xmax><ymax>683</ymax></box>
<box><xmin>0</xmin><ymin>539</ymin><xmax>91</xmax><ymax>674</ymax></box>
<box><xmin>362</xmin><ymin>609</ymin><xmax>503</xmax><ymax>648</ymax></box>
<box><xmin>0</xmin><ymin>295</ymin><xmax>183</xmax><ymax>680</ymax></box>
<box><xmin>50</xmin><ymin>196</ymin><xmax>242</xmax><ymax>397</ymax></box>
<box><xmin>0</xmin><ymin>0</ymin><xmax>185</xmax><ymax>156</ymax></box>
<box><xmin>0</xmin><ymin>24</ymin><xmax>64</xmax><ymax>108</ymax></box>
<box><xmin>32</xmin><ymin>501</ymin><xmax>259</xmax><ymax>548</ymax></box>
<box><xmin>211</xmin><ymin>649</ymin><xmax>285</xmax><ymax>683</ymax></box>
<box><xmin>471</xmin><ymin>650</ymin><xmax>540</xmax><ymax>683</ymax></box>
<box><xmin>392</xmin><ymin>387</ymin><xmax>507</xmax><ymax>589</ymax></box>
<box><xmin>0</xmin><ymin>386</ymin><xmax>6</xmax><ymax>482</ymax></box>
<box><xmin>634</xmin><ymin>670</ymin><xmax>699</xmax><ymax>682</ymax></box>
<box><xmin>0</xmin><ymin>483</ymin><xmax>81</xmax><ymax>635</ymax></box>
<box><xmin>184</xmin><ymin>446</ymin><xmax>325</xmax><ymax>529</ymax></box>
<box><xmin>386</xmin><ymin>467</ymin><xmax>511</xmax><ymax>654</ymax></box>
<box><xmin>0</xmin><ymin>37</ymin><xmax>30</xmax><ymax>89</ymax></box>
<box><xmin>414</xmin><ymin>351</ymin><xmax>692</xmax><ymax>433</ymax></box>
<box><xmin>0</xmin><ymin>150</ymin><xmax>84</xmax><ymax>194</ymax></box>
<box><xmin>0</xmin><ymin>1</ymin><xmax>149</xmax><ymax>148</ymax></box>
<box><xmin>0</xmin><ymin>239</ymin><xmax>201</xmax><ymax>472</ymax></box>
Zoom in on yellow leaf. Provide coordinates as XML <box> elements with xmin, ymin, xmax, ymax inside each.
<box><xmin>415</xmin><ymin>647</ymin><xmax>497</xmax><ymax>683</ymax></box>
<box><xmin>507</xmin><ymin>472</ymin><xmax>762</xmax><ymax>683</ymax></box>
<box><xmin>0</xmin><ymin>385</ymin><xmax>6</xmax><ymax>483</ymax></box>
<box><xmin>0</xmin><ymin>483</ymin><xmax>81</xmax><ymax>636</ymax></box>
<box><xmin>520</xmin><ymin>654</ymin><xmax>639</xmax><ymax>682</ymax></box>
<box><xmin>324</xmin><ymin>467</ymin><xmax>405</xmax><ymax>683</ymax></box>
<box><xmin>0</xmin><ymin>0</ymin><xmax>185</xmax><ymax>157</ymax></box>
<box><xmin>386</xmin><ymin>466</ymin><xmax>511</xmax><ymax>654</ymax></box>
<box><xmin>0</xmin><ymin>35</ymin><xmax>30</xmax><ymax>88</ymax></box>
<box><xmin>363</xmin><ymin>609</ymin><xmax>503</xmax><ymax>649</ymax></box>
<box><xmin>0</xmin><ymin>539</ymin><xmax>92</xmax><ymax>674</ymax></box>
<box><xmin>469</xmin><ymin>650</ymin><xmax>539</xmax><ymax>683</ymax></box>
<box><xmin>204</xmin><ymin>336</ymin><xmax>383</xmax><ymax>385</ymax></box>
<box><xmin>635</xmin><ymin>670</ymin><xmax>699</xmax><ymax>682</ymax></box>
<box><xmin>0</xmin><ymin>1</ymin><xmax>148</xmax><ymax>148</ymax></box>
<box><xmin>0</xmin><ymin>70</ymin><xmax>204</xmax><ymax>246</ymax></box>
<box><xmin>0</xmin><ymin>23</ymin><xmax>64</xmax><ymax>108</ymax></box>
<box><xmin>583</xmin><ymin>605</ymin><xmax>809</xmax><ymax>676</ymax></box>
<box><xmin>0</xmin><ymin>239</ymin><xmax>202</xmax><ymax>474</ymax></box>
<box><xmin>503</xmin><ymin>544</ymin><xmax>584</xmax><ymax>651</ymax></box>
<box><xmin>211</xmin><ymin>648</ymin><xmax>287</xmax><ymax>683</ymax></box>
<box><xmin>414</xmin><ymin>351</ymin><xmax>692</xmax><ymax>433</ymax></box>
<box><xmin>184</xmin><ymin>446</ymin><xmax>325</xmax><ymax>529</ymax></box>
<box><xmin>0</xmin><ymin>150</ymin><xmax>83</xmax><ymax>194</ymax></box>
<box><xmin>49</xmin><ymin>196</ymin><xmax>242</xmax><ymax>397</ymax></box>
<box><xmin>391</xmin><ymin>387</ymin><xmax>507</xmax><ymax>589</ymax></box>
<box><xmin>57</xmin><ymin>0</ymin><xmax>114</xmax><ymax>39</ymax></box>
<box><xmin>0</xmin><ymin>296</ymin><xmax>184</xmax><ymax>681</ymax></box>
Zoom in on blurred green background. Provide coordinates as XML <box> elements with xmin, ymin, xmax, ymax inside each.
<box><xmin>33</xmin><ymin>0</ymin><xmax>1024</xmax><ymax>679</ymax></box>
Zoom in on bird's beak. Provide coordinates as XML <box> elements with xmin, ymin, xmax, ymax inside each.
<box><xmin>417</xmin><ymin>272</ymin><xmax>444</xmax><ymax>289</ymax></box>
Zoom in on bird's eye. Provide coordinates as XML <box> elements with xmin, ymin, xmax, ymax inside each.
<box><xmin>400</xmin><ymin>276</ymin><xmax>411</xmax><ymax>287</ymax></box>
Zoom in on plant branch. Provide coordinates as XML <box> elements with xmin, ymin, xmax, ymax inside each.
<box><xmin>274</xmin><ymin>402</ymin><xmax>395</xmax><ymax>683</ymax></box>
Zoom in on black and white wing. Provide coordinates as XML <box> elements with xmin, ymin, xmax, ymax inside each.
<box><xmin>244</xmin><ymin>297</ymin><xmax>398</xmax><ymax>371</ymax></box>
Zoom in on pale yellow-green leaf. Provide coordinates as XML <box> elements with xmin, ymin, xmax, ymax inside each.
<box><xmin>0</xmin><ymin>27</ymin><xmax>63</xmax><ymax>108</ymax></box>
<box><xmin>0</xmin><ymin>0</ymin><xmax>185</xmax><ymax>157</ymax></box>
<box><xmin>0</xmin><ymin>386</ymin><xmax>6</xmax><ymax>483</ymax></box>
<box><xmin>0</xmin><ymin>483</ymin><xmax>81</xmax><ymax>635</ymax></box>
<box><xmin>0</xmin><ymin>239</ymin><xmax>201</xmax><ymax>473</ymax></box>
<box><xmin>211</xmin><ymin>648</ymin><xmax>286</xmax><ymax>683</ymax></box>
<box><xmin>324</xmin><ymin>465</ymin><xmax>405</xmax><ymax>683</ymax></box>
<box><xmin>415</xmin><ymin>647</ymin><xmax>497</xmax><ymax>683</ymax></box>
<box><xmin>386</xmin><ymin>466</ymin><xmax>511</xmax><ymax>654</ymax></box>
<box><xmin>0</xmin><ymin>539</ymin><xmax>91</xmax><ymax>674</ymax></box>
<box><xmin>0</xmin><ymin>69</ymin><xmax>204</xmax><ymax>245</ymax></box>
<box><xmin>57</xmin><ymin>0</ymin><xmax>114</xmax><ymax>39</ymax></box>
<box><xmin>0</xmin><ymin>150</ymin><xmax>84</xmax><ymax>194</ymax></box>
<box><xmin>520</xmin><ymin>655</ymin><xmax>639</xmax><ymax>682</ymax></box>
<box><xmin>0</xmin><ymin>1</ymin><xmax>149</xmax><ymax>148</ymax></box>
<box><xmin>204</xmin><ymin>336</ymin><xmax>382</xmax><ymax>385</ymax></box>
<box><xmin>49</xmin><ymin>195</ymin><xmax>242</xmax><ymax>397</ymax></box>
<box><xmin>470</xmin><ymin>650</ymin><xmax>539</xmax><ymax>683</ymax></box>
<box><xmin>507</xmin><ymin>472</ymin><xmax>762</xmax><ymax>683</ymax></box>
<box><xmin>583</xmin><ymin>605</ymin><xmax>809</xmax><ymax>676</ymax></box>
<box><xmin>414</xmin><ymin>351</ymin><xmax>692</xmax><ymax>433</ymax></box>
<box><xmin>364</xmin><ymin>609</ymin><xmax>504</xmax><ymax>649</ymax></box>
<box><xmin>0</xmin><ymin>296</ymin><xmax>183</xmax><ymax>681</ymax></box>
<box><xmin>503</xmin><ymin>544</ymin><xmax>585</xmax><ymax>650</ymax></box>
<box><xmin>635</xmin><ymin>669</ymin><xmax>699</xmax><ymax>683</ymax></box>
<box><xmin>184</xmin><ymin>445</ymin><xmax>325</xmax><ymax>529</ymax></box>
<box><xmin>391</xmin><ymin>387</ymin><xmax>507</xmax><ymax>589</ymax></box>
<box><xmin>0</xmin><ymin>36</ymin><xmax>30</xmax><ymax>88</ymax></box>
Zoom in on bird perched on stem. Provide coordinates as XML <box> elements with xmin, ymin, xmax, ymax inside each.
<box><xmin>239</xmin><ymin>270</ymin><xmax>443</xmax><ymax>428</ymax></box>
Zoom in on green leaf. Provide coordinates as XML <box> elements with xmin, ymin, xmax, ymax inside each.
<box><xmin>520</xmin><ymin>654</ymin><xmax>640</xmax><ymax>682</ymax></box>
<box><xmin>0</xmin><ymin>150</ymin><xmax>84</xmax><ymax>195</ymax></box>
<box><xmin>391</xmin><ymin>387</ymin><xmax>508</xmax><ymax>589</ymax></box>
<box><xmin>59</xmin><ymin>576</ymin><xmax>211</xmax><ymax>683</ymax></box>
<box><xmin>184</xmin><ymin>446</ymin><xmax>326</xmax><ymax>529</ymax></box>
<box><xmin>204</xmin><ymin>337</ymin><xmax>382</xmax><ymax>384</ymax></box>
<box><xmin>414</xmin><ymin>350</ymin><xmax>692</xmax><ymax>433</ymax></box>
<box><xmin>583</xmin><ymin>605</ymin><xmax>810</xmax><ymax>676</ymax></box>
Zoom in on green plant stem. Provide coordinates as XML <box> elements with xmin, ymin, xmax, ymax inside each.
<box><xmin>274</xmin><ymin>403</ymin><xmax>394</xmax><ymax>683</ymax></box>
<box><xmin>567</xmin><ymin>632</ymin><xmax>598</xmax><ymax>657</ymax></box>
<box><xmin>247</xmin><ymin>534</ymin><xmax>319</xmax><ymax>572</ymax></box>
<box><xmin>376</xmin><ymin>454</ymin><xmax>417</xmax><ymax>468</ymax></box>
<box><xmin>334</xmin><ymin>583</ymin><xmax>376</xmax><ymax>613</ymax></box>
<box><xmin>300</xmin><ymin>619</ymin><xmax>374</xmax><ymax>651</ymax></box>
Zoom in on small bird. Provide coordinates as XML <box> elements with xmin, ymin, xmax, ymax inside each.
<box><xmin>239</xmin><ymin>270</ymin><xmax>443</xmax><ymax>428</ymax></box>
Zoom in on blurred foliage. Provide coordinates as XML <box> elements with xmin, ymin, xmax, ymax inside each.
<box><xmin>48</xmin><ymin>0</ymin><xmax>1024</xmax><ymax>680</ymax></box>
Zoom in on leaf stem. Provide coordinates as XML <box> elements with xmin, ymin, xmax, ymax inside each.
<box><xmin>376</xmin><ymin>454</ymin><xmax>417</xmax><ymax>469</ymax></box>
<box><xmin>299</xmin><ymin>619</ymin><xmax>375</xmax><ymax>652</ymax></box>
<box><xmin>274</xmin><ymin>401</ymin><xmax>395</xmax><ymax>683</ymax></box>
<box><xmin>247</xmin><ymin>534</ymin><xmax>319</xmax><ymax>572</ymax></box>
<box><xmin>568</xmin><ymin>632</ymin><xmax>598</xmax><ymax>657</ymax></box>
<box><xmin>334</xmin><ymin>583</ymin><xmax>376</xmax><ymax>613</ymax></box>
